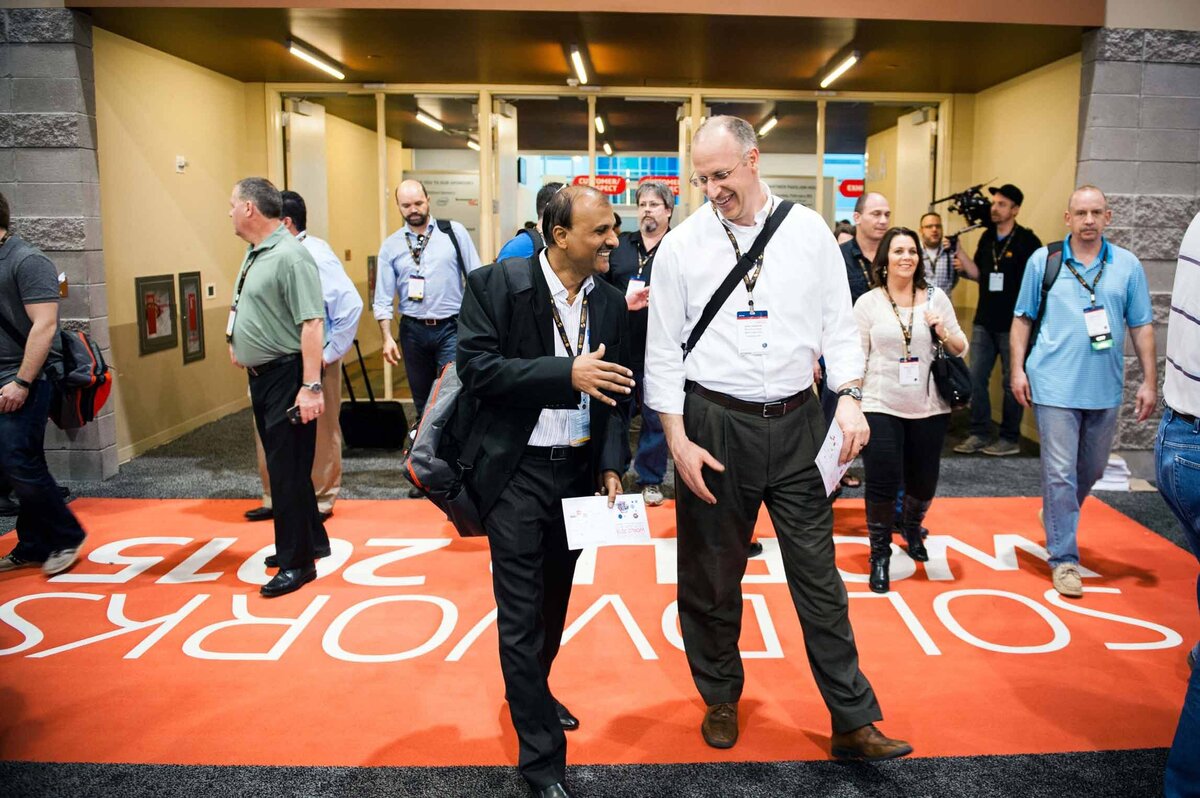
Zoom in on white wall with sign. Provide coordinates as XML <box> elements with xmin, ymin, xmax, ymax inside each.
<box><xmin>762</xmin><ymin>176</ymin><xmax>837</xmax><ymax>225</ymax></box>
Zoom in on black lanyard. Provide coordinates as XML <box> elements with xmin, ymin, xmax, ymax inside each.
<box><xmin>922</xmin><ymin>246</ymin><xmax>944</xmax><ymax>274</ymax></box>
<box><xmin>635</xmin><ymin>237</ymin><xmax>660</xmax><ymax>281</ymax></box>
<box><xmin>233</xmin><ymin>249</ymin><xmax>264</xmax><ymax>307</ymax></box>
<box><xmin>1063</xmin><ymin>255</ymin><xmax>1107</xmax><ymax>307</ymax></box>
<box><xmin>550</xmin><ymin>292</ymin><xmax>589</xmax><ymax>357</ymax></box>
<box><xmin>883</xmin><ymin>282</ymin><xmax>918</xmax><ymax>358</ymax></box>
<box><xmin>712</xmin><ymin>198</ymin><xmax>774</xmax><ymax>310</ymax></box>
<box><xmin>405</xmin><ymin>230</ymin><xmax>429</xmax><ymax>270</ymax></box>
<box><xmin>991</xmin><ymin>228</ymin><xmax>1015</xmax><ymax>271</ymax></box>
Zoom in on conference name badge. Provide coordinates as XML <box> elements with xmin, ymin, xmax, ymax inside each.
<box><xmin>899</xmin><ymin>357</ymin><xmax>921</xmax><ymax>386</ymax></box>
<box><xmin>736</xmin><ymin>309</ymin><xmax>769</xmax><ymax>355</ymax></box>
<box><xmin>570</xmin><ymin>394</ymin><xmax>591</xmax><ymax>446</ymax></box>
<box><xmin>1084</xmin><ymin>306</ymin><xmax>1113</xmax><ymax>350</ymax></box>
<box><xmin>225</xmin><ymin>306</ymin><xmax>237</xmax><ymax>340</ymax></box>
<box><xmin>989</xmin><ymin>272</ymin><xmax>1004</xmax><ymax>292</ymax></box>
<box><xmin>407</xmin><ymin>276</ymin><xmax>426</xmax><ymax>301</ymax></box>
<box><xmin>625</xmin><ymin>278</ymin><xmax>646</xmax><ymax>298</ymax></box>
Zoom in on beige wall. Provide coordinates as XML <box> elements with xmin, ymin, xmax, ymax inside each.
<box><xmin>1106</xmin><ymin>0</ymin><xmax>1200</xmax><ymax>31</ymax></box>
<box><xmin>948</xmin><ymin>54</ymin><xmax>1083</xmax><ymax>440</ymax></box>
<box><xmin>863</xmin><ymin>125</ymin><xmax>898</xmax><ymax>216</ymax></box>
<box><xmin>95</xmin><ymin>28</ymin><xmax>267</xmax><ymax>460</ymax></box>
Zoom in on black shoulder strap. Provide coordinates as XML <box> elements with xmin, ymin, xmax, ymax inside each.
<box><xmin>682</xmin><ymin>200</ymin><xmax>793</xmax><ymax>361</ymax></box>
<box><xmin>437</xmin><ymin>219</ymin><xmax>468</xmax><ymax>281</ymax></box>
<box><xmin>520</xmin><ymin>226</ymin><xmax>545</xmax><ymax>253</ymax></box>
<box><xmin>1027</xmin><ymin>241</ymin><xmax>1064</xmax><ymax>358</ymax></box>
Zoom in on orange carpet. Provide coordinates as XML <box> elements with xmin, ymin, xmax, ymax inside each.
<box><xmin>0</xmin><ymin>496</ymin><xmax>1194</xmax><ymax>767</ymax></box>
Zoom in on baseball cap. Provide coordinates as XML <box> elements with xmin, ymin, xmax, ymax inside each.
<box><xmin>989</xmin><ymin>184</ymin><xmax>1024</xmax><ymax>206</ymax></box>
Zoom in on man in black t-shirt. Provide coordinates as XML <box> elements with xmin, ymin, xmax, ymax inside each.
<box><xmin>601</xmin><ymin>180</ymin><xmax>673</xmax><ymax>505</ymax></box>
<box><xmin>0</xmin><ymin>192</ymin><xmax>87</xmax><ymax>576</ymax></box>
<box><xmin>952</xmin><ymin>184</ymin><xmax>1042</xmax><ymax>456</ymax></box>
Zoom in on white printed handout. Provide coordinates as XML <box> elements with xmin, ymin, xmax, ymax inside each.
<box><xmin>815</xmin><ymin>420</ymin><xmax>852</xmax><ymax>497</ymax></box>
<box><xmin>562</xmin><ymin>494</ymin><xmax>652</xmax><ymax>550</ymax></box>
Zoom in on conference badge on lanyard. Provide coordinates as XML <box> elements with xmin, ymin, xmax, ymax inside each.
<box><xmin>989</xmin><ymin>272</ymin><xmax>1004</xmax><ymax>292</ymax></box>
<box><xmin>899</xmin><ymin>357</ymin><xmax>920</xmax><ymax>386</ymax></box>
<box><xmin>407</xmin><ymin>275</ymin><xmax>426</xmax><ymax>301</ymax></box>
<box><xmin>1084</xmin><ymin>306</ymin><xmax>1113</xmax><ymax>350</ymax></box>
<box><xmin>570</xmin><ymin>394</ymin><xmax>591</xmax><ymax>446</ymax></box>
<box><xmin>736</xmin><ymin>310</ymin><xmax>769</xmax><ymax>355</ymax></box>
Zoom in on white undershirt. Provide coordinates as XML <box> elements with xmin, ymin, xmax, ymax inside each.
<box><xmin>527</xmin><ymin>251</ymin><xmax>595</xmax><ymax>446</ymax></box>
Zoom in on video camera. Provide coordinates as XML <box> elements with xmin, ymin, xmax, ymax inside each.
<box><xmin>931</xmin><ymin>182</ymin><xmax>993</xmax><ymax>253</ymax></box>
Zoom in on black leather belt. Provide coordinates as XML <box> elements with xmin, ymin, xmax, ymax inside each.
<box><xmin>403</xmin><ymin>315</ymin><xmax>457</xmax><ymax>327</ymax></box>
<box><xmin>524</xmin><ymin>445</ymin><xmax>589</xmax><ymax>461</ymax></box>
<box><xmin>247</xmin><ymin>353</ymin><xmax>300</xmax><ymax>377</ymax></box>
<box><xmin>685</xmin><ymin>380</ymin><xmax>811</xmax><ymax>418</ymax></box>
<box><xmin>1169</xmin><ymin>406</ymin><xmax>1197</xmax><ymax>425</ymax></box>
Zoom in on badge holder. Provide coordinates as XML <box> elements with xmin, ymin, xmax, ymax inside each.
<box><xmin>625</xmin><ymin>278</ymin><xmax>646</xmax><ymax>298</ymax></box>
<box><xmin>408</xmin><ymin>276</ymin><xmax>426</xmax><ymax>301</ymax></box>
<box><xmin>989</xmin><ymin>272</ymin><xmax>1004</xmax><ymax>292</ymax></box>
<box><xmin>899</xmin><ymin>357</ymin><xmax>921</xmax><ymax>386</ymax></box>
<box><xmin>736</xmin><ymin>309</ymin><xmax>770</xmax><ymax>355</ymax></box>
<box><xmin>570</xmin><ymin>394</ymin><xmax>591</xmax><ymax>446</ymax></box>
<box><xmin>1084</xmin><ymin>306</ymin><xmax>1113</xmax><ymax>351</ymax></box>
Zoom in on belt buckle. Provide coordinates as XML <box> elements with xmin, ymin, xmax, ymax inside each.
<box><xmin>762</xmin><ymin>400</ymin><xmax>786</xmax><ymax>418</ymax></box>
<box><xmin>549</xmin><ymin>445</ymin><xmax>569</xmax><ymax>461</ymax></box>
<box><xmin>424</xmin><ymin>318</ymin><xmax>438</xmax><ymax>326</ymax></box>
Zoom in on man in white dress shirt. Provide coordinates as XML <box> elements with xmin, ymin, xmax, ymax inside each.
<box><xmin>245</xmin><ymin>190</ymin><xmax>363</xmax><ymax>527</ymax></box>
<box><xmin>645</xmin><ymin>116</ymin><xmax>911</xmax><ymax>761</ymax></box>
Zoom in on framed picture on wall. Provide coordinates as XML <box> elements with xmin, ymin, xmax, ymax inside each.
<box><xmin>178</xmin><ymin>271</ymin><xmax>205</xmax><ymax>364</ymax></box>
<box><xmin>135</xmin><ymin>274</ymin><xmax>179</xmax><ymax>355</ymax></box>
<box><xmin>367</xmin><ymin>255</ymin><xmax>378</xmax><ymax>299</ymax></box>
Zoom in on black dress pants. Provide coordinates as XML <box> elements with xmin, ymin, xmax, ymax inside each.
<box><xmin>485</xmin><ymin>449</ymin><xmax>588</xmax><ymax>790</ymax></box>
<box><xmin>248</xmin><ymin>358</ymin><xmax>328</xmax><ymax>570</ymax></box>
<box><xmin>676</xmin><ymin>388</ymin><xmax>882</xmax><ymax>734</ymax></box>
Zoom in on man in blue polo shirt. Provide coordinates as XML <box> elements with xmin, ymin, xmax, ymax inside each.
<box><xmin>497</xmin><ymin>182</ymin><xmax>563</xmax><ymax>260</ymax></box>
<box><xmin>1009</xmin><ymin>185</ymin><xmax>1157</xmax><ymax>599</ymax></box>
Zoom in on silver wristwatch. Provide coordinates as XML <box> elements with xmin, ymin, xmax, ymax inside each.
<box><xmin>837</xmin><ymin>386</ymin><xmax>863</xmax><ymax>401</ymax></box>
<box><xmin>303</xmin><ymin>381</ymin><xmax>323</xmax><ymax>394</ymax></box>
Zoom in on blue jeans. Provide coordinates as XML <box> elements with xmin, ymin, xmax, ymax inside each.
<box><xmin>1156</xmin><ymin>407</ymin><xmax>1200</xmax><ymax>796</ymax></box>
<box><xmin>399</xmin><ymin>316</ymin><xmax>459</xmax><ymax>419</ymax></box>
<box><xmin>0</xmin><ymin>379</ymin><xmax>86</xmax><ymax>561</ymax></box>
<box><xmin>629</xmin><ymin>369</ymin><xmax>667</xmax><ymax>486</ymax></box>
<box><xmin>969</xmin><ymin>326</ymin><xmax>1023</xmax><ymax>442</ymax></box>
<box><xmin>1034</xmin><ymin>404</ymin><xmax>1119</xmax><ymax>568</ymax></box>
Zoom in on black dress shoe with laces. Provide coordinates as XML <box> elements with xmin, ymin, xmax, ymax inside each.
<box><xmin>533</xmin><ymin>783</ymin><xmax>573</xmax><ymax>798</ymax></box>
<box><xmin>0</xmin><ymin>493</ymin><xmax>17</xmax><ymax>516</ymax></box>
<box><xmin>554</xmin><ymin>699</ymin><xmax>579</xmax><ymax>731</ymax></box>
<box><xmin>260</xmin><ymin>565</ymin><xmax>316</xmax><ymax>597</ymax></box>
<box><xmin>244</xmin><ymin>506</ymin><xmax>273</xmax><ymax>522</ymax></box>
<box><xmin>265</xmin><ymin>545</ymin><xmax>331</xmax><ymax>569</ymax></box>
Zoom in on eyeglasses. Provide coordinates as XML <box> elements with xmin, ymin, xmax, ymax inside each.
<box><xmin>638</xmin><ymin>201</ymin><xmax>666</xmax><ymax>210</ymax></box>
<box><xmin>689</xmin><ymin>157</ymin><xmax>747</xmax><ymax>188</ymax></box>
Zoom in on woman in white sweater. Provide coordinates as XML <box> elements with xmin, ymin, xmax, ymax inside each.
<box><xmin>854</xmin><ymin>227</ymin><xmax>968</xmax><ymax>593</ymax></box>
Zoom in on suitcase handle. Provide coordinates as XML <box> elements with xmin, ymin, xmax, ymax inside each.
<box><xmin>341</xmin><ymin>339</ymin><xmax>379</xmax><ymax>406</ymax></box>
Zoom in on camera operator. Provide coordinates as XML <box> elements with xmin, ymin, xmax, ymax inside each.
<box><xmin>953</xmin><ymin>184</ymin><xmax>1041</xmax><ymax>457</ymax></box>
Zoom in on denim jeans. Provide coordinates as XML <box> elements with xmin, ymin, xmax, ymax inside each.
<box><xmin>629</xmin><ymin>369</ymin><xmax>667</xmax><ymax>486</ymax></box>
<box><xmin>1155</xmin><ymin>407</ymin><xmax>1200</xmax><ymax>796</ymax></box>
<box><xmin>969</xmin><ymin>326</ymin><xmax>1023</xmax><ymax>442</ymax></box>
<box><xmin>1034</xmin><ymin>403</ymin><xmax>1119</xmax><ymax>568</ymax></box>
<box><xmin>399</xmin><ymin>316</ymin><xmax>459</xmax><ymax>419</ymax></box>
<box><xmin>0</xmin><ymin>379</ymin><xmax>86</xmax><ymax>561</ymax></box>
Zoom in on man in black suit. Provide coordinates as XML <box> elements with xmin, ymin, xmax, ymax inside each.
<box><xmin>456</xmin><ymin>185</ymin><xmax>634</xmax><ymax>798</ymax></box>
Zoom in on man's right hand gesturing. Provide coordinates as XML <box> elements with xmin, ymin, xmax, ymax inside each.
<box><xmin>571</xmin><ymin>343</ymin><xmax>634</xmax><ymax>406</ymax></box>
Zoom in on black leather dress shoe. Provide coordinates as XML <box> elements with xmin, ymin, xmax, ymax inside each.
<box><xmin>260</xmin><ymin>565</ymin><xmax>316</xmax><ymax>597</ymax></box>
<box><xmin>244</xmin><ymin>506</ymin><xmax>273</xmax><ymax>521</ymax></box>
<box><xmin>748</xmin><ymin>540</ymin><xmax>764</xmax><ymax>558</ymax></box>
<box><xmin>319</xmin><ymin>509</ymin><xmax>333</xmax><ymax>522</ymax></box>
<box><xmin>0</xmin><ymin>494</ymin><xmax>17</xmax><ymax>516</ymax></box>
<box><xmin>532</xmin><ymin>783</ymin><xmax>573</xmax><ymax>798</ymax></box>
<box><xmin>554</xmin><ymin>700</ymin><xmax>579</xmax><ymax>731</ymax></box>
<box><xmin>265</xmin><ymin>545</ymin><xmax>330</xmax><ymax>569</ymax></box>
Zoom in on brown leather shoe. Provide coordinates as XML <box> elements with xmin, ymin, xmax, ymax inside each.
<box><xmin>830</xmin><ymin>723</ymin><xmax>912</xmax><ymax>761</ymax></box>
<box><xmin>701</xmin><ymin>702</ymin><xmax>738</xmax><ymax>749</ymax></box>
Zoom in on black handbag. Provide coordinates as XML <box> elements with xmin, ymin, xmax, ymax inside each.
<box><xmin>927</xmin><ymin>287</ymin><xmax>972</xmax><ymax>409</ymax></box>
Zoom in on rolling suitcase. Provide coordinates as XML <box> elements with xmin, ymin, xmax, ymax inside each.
<box><xmin>340</xmin><ymin>339</ymin><xmax>409</xmax><ymax>449</ymax></box>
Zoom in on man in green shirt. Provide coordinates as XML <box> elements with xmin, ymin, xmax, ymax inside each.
<box><xmin>227</xmin><ymin>177</ymin><xmax>327</xmax><ymax>598</ymax></box>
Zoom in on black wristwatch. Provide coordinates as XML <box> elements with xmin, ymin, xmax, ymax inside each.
<box><xmin>837</xmin><ymin>386</ymin><xmax>863</xmax><ymax>401</ymax></box>
<box><xmin>11</xmin><ymin>376</ymin><xmax>32</xmax><ymax>390</ymax></box>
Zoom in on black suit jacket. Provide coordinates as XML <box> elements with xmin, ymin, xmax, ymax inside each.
<box><xmin>454</xmin><ymin>255</ymin><xmax>631</xmax><ymax>516</ymax></box>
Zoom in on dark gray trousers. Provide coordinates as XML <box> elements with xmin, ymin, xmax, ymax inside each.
<box><xmin>676</xmin><ymin>388</ymin><xmax>883</xmax><ymax>734</ymax></box>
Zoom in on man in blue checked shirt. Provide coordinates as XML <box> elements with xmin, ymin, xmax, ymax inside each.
<box><xmin>245</xmin><ymin>190</ymin><xmax>363</xmax><ymax>525</ymax></box>
<box><xmin>373</xmin><ymin>179</ymin><xmax>482</xmax><ymax>420</ymax></box>
<box><xmin>1009</xmin><ymin>185</ymin><xmax>1156</xmax><ymax>599</ymax></box>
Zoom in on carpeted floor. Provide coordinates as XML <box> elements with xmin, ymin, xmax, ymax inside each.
<box><xmin>0</xmin><ymin>408</ymin><xmax>1194</xmax><ymax>797</ymax></box>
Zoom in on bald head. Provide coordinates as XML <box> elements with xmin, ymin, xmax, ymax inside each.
<box><xmin>693</xmin><ymin>115</ymin><xmax>757</xmax><ymax>156</ymax></box>
<box><xmin>1065</xmin><ymin>184</ymin><xmax>1112</xmax><ymax>244</ymax></box>
<box><xmin>396</xmin><ymin>179</ymin><xmax>430</xmax><ymax>231</ymax></box>
<box><xmin>1068</xmin><ymin>184</ymin><xmax>1108</xmax><ymax>212</ymax></box>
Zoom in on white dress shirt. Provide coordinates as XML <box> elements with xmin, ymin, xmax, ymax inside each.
<box><xmin>1165</xmin><ymin>210</ymin><xmax>1200</xmax><ymax>417</ymax></box>
<box><xmin>645</xmin><ymin>182</ymin><xmax>864</xmax><ymax>415</ymax></box>
<box><xmin>527</xmin><ymin>251</ymin><xmax>595</xmax><ymax>446</ymax></box>
<box><xmin>297</xmin><ymin>231</ymin><xmax>364</xmax><ymax>364</ymax></box>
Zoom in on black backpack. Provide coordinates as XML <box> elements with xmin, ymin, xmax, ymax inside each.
<box><xmin>1027</xmin><ymin>241</ymin><xmax>1065</xmax><ymax>359</ymax></box>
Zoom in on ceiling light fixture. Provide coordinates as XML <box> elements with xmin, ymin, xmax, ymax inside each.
<box><xmin>819</xmin><ymin>51</ymin><xmax>860</xmax><ymax>89</ymax></box>
<box><xmin>602</xmin><ymin>141</ymin><xmax>613</xmax><ymax>156</ymax></box>
<box><xmin>570</xmin><ymin>47</ymin><xmax>589</xmax><ymax>86</ymax></box>
<box><xmin>286</xmin><ymin>39</ymin><xmax>345</xmax><ymax>81</ymax></box>
<box><xmin>466</xmin><ymin>138</ymin><xmax>481</xmax><ymax>151</ymax></box>
<box><xmin>757</xmin><ymin>115</ymin><xmax>778</xmax><ymax>137</ymax></box>
<box><xmin>594</xmin><ymin>115</ymin><xmax>605</xmax><ymax>134</ymax></box>
<box><xmin>415</xmin><ymin>110</ymin><xmax>444</xmax><ymax>132</ymax></box>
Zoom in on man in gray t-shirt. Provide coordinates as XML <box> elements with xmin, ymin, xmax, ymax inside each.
<box><xmin>0</xmin><ymin>192</ymin><xmax>87</xmax><ymax>576</ymax></box>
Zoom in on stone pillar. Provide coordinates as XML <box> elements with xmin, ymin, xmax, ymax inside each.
<box><xmin>1077</xmin><ymin>27</ymin><xmax>1200</xmax><ymax>477</ymax></box>
<box><xmin>0</xmin><ymin>8</ymin><xmax>117</xmax><ymax>480</ymax></box>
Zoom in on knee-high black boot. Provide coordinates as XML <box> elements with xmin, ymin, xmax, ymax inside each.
<box><xmin>900</xmin><ymin>494</ymin><xmax>933</xmax><ymax>562</ymax></box>
<box><xmin>866</xmin><ymin>500</ymin><xmax>896</xmax><ymax>594</ymax></box>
